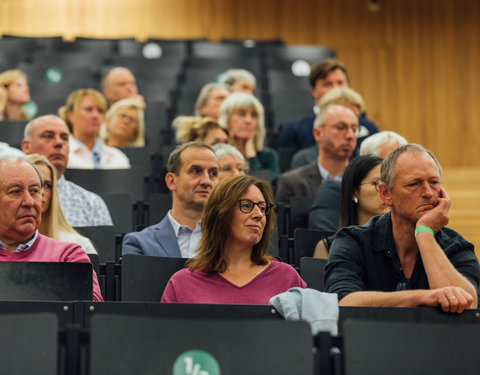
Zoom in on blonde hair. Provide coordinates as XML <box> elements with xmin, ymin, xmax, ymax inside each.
<box><xmin>217</xmin><ymin>92</ymin><xmax>265</xmax><ymax>151</ymax></box>
<box><xmin>172</xmin><ymin>116</ymin><xmax>226</xmax><ymax>144</ymax></box>
<box><xmin>58</xmin><ymin>88</ymin><xmax>107</xmax><ymax>132</ymax></box>
<box><xmin>99</xmin><ymin>98</ymin><xmax>145</xmax><ymax>147</ymax></box>
<box><xmin>0</xmin><ymin>69</ymin><xmax>30</xmax><ymax>120</ymax></box>
<box><xmin>317</xmin><ymin>87</ymin><xmax>365</xmax><ymax>114</ymax></box>
<box><xmin>24</xmin><ymin>154</ymin><xmax>80</xmax><ymax>239</ymax></box>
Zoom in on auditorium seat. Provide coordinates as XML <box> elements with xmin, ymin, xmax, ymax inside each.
<box><xmin>294</xmin><ymin>228</ymin><xmax>333</xmax><ymax>266</ymax></box>
<box><xmin>120</xmin><ymin>254</ymin><xmax>186</xmax><ymax>301</ymax></box>
<box><xmin>300</xmin><ymin>257</ymin><xmax>328</xmax><ymax>291</ymax></box>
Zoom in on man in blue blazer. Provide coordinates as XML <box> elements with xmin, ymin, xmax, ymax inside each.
<box><xmin>122</xmin><ymin>142</ymin><xmax>219</xmax><ymax>258</ymax></box>
<box><xmin>279</xmin><ymin>58</ymin><xmax>378</xmax><ymax>155</ymax></box>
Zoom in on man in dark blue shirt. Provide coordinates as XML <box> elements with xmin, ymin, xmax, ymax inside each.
<box><xmin>325</xmin><ymin>144</ymin><xmax>480</xmax><ymax>313</ymax></box>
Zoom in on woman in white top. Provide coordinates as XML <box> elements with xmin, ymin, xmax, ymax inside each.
<box><xmin>59</xmin><ymin>88</ymin><xmax>130</xmax><ymax>169</ymax></box>
<box><xmin>99</xmin><ymin>98</ymin><xmax>145</xmax><ymax>148</ymax></box>
<box><xmin>25</xmin><ymin>154</ymin><xmax>97</xmax><ymax>255</ymax></box>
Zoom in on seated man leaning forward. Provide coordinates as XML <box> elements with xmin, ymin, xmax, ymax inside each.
<box><xmin>325</xmin><ymin>144</ymin><xmax>480</xmax><ymax>313</ymax></box>
<box><xmin>122</xmin><ymin>142</ymin><xmax>219</xmax><ymax>258</ymax></box>
<box><xmin>0</xmin><ymin>157</ymin><xmax>103</xmax><ymax>301</ymax></box>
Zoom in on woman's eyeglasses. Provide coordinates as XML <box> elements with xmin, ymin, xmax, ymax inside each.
<box><xmin>238</xmin><ymin>199</ymin><xmax>274</xmax><ymax>216</ymax></box>
<box><xmin>116</xmin><ymin>112</ymin><xmax>138</xmax><ymax>126</ymax></box>
<box><xmin>360</xmin><ymin>179</ymin><xmax>381</xmax><ymax>192</ymax></box>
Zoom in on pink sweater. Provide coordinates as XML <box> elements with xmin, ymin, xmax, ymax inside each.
<box><xmin>0</xmin><ymin>234</ymin><xmax>103</xmax><ymax>301</ymax></box>
<box><xmin>161</xmin><ymin>260</ymin><xmax>307</xmax><ymax>305</ymax></box>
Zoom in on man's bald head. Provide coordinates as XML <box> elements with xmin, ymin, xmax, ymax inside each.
<box><xmin>102</xmin><ymin>67</ymin><xmax>139</xmax><ymax>106</ymax></box>
<box><xmin>22</xmin><ymin>115</ymin><xmax>70</xmax><ymax>176</ymax></box>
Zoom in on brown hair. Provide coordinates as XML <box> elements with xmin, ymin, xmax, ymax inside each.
<box><xmin>166</xmin><ymin>142</ymin><xmax>215</xmax><ymax>175</ymax></box>
<box><xmin>187</xmin><ymin>175</ymin><xmax>275</xmax><ymax>273</ymax></box>
<box><xmin>309</xmin><ymin>58</ymin><xmax>349</xmax><ymax>88</ymax></box>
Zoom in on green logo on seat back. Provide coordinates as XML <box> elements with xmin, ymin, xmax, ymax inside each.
<box><xmin>173</xmin><ymin>350</ymin><xmax>220</xmax><ymax>375</ymax></box>
<box><xmin>45</xmin><ymin>67</ymin><xmax>63</xmax><ymax>83</ymax></box>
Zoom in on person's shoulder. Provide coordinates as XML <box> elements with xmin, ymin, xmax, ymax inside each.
<box><xmin>437</xmin><ymin>227</ymin><xmax>473</xmax><ymax>250</ymax></box>
<box><xmin>280</xmin><ymin>161</ymin><xmax>317</xmax><ymax>178</ymax></box>
<box><xmin>269</xmin><ymin>260</ymin><xmax>295</xmax><ymax>270</ymax></box>
<box><xmin>284</xmin><ymin>113</ymin><xmax>315</xmax><ymax>126</ymax></box>
<box><xmin>125</xmin><ymin>216</ymin><xmax>169</xmax><ymax>237</ymax></box>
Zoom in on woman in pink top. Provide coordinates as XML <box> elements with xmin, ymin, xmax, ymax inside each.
<box><xmin>161</xmin><ymin>175</ymin><xmax>307</xmax><ymax>305</ymax></box>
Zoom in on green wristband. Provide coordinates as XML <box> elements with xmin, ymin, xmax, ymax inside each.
<box><xmin>415</xmin><ymin>225</ymin><xmax>434</xmax><ymax>237</ymax></box>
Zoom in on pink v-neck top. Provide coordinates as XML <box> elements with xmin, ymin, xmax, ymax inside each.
<box><xmin>161</xmin><ymin>260</ymin><xmax>307</xmax><ymax>305</ymax></box>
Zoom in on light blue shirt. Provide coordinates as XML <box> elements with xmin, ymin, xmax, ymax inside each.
<box><xmin>167</xmin><ymin>210</ymin><xmax>202</xmax><ymax>258</ymax></box>
<box><xmin>318</xmin><ymin>162</ymin><xmax>343</xmax><ymax>182</ymax></box>
<box><xmin>0</xmin><ymin>230</ymin><xmax>38</xmax><ymax>253</ymax></box>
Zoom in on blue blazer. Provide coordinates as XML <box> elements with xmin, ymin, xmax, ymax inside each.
<box><xmin>122</xmin><ymin>215</ymin><xmax>181</xmax><ymax>257</ymax></box>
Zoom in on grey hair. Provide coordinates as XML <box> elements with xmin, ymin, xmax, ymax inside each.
<box><xmin>0</xmin><ymin>156</ymin><xmax>43</xmax><ymax>187</ymax></box>
<box><xmin>194</xmin><ymin>83</ymin><xmax>231</xmax><ymax>117</ymax></box>
<box><xmin>360</xmin><ymin>131</ymin><xmax>408</xmax><ymax>157</ymax></box>
<box><xmin>213</xmin><ymin>143</ymin><xmax>246</xmax><ymax>164</ymax></box>
<box><xmin>218</xmin><ymin>69</ymin><xmax>256</xmax><ymax>88</ymax></box>
<box><xmin>24</xmin><ymin>115</ymin><xmax>68</xmax><ymax>140</ymax></box>
<box><xmin>217</xmin><ymin>92</ymin><xmax>265</xmax><ymax>151</ymax></box>
<box><xmin>380</xmin><ymin>143</ymin><xmax>442</xmax><ymax>190</ymax></box>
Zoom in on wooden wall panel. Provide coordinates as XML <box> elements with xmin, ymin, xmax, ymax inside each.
<box><xmin>0</xmin><ymin>0</ymin><xmax>479</xmax><ymax>167</ymax></box>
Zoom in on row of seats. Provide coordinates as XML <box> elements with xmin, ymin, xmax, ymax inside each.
<box><xmin>2</xmin><ymin>300</ymin><xmax>479</xmax><ymax>375</ymax></box>
<box><xmin>1</xmin><ymin>36</ymin><xmax>335</xmax><ymax>147</ymax></box>
<box><xmin>86</xmin><ymin>254</ymin><xmax>327</xmax><ymax>302</ymax></box>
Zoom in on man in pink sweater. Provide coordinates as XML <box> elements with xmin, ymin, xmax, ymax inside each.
<box><xmin>0</xmin><ymin>157</ymin><xmax>103</xmax><ymax>301</ymax></box>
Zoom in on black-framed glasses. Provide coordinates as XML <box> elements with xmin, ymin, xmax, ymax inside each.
<box><xmin>238</xmin><ymin>199</ymin><xmax>274</xmax><ymax>216</ymax></box>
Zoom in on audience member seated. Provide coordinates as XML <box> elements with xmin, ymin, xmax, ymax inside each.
<box><xmin>59</xmin><ymin>88</ymin><xmax>130</xmax><ymax>169</ymax></box>
<box><xmin>0</xmin><ymin>69</ymin><xmax>31</xmax><ymax>121</ymax></box>
<box><xmin>324</xmin><ymin>144</ymin><xmax>480</xmax><ymax>313</ymax></box>
<box><xmin>312</xmin><ymin>155</ymin><xmax>388</xmax><ymax>257</ymax></box>
<box><xmin>276</xmin><ymin>104</ymin><xmax>357</xmax><ymax>204</ymax></box>
<box><xmin>194</xmin><ymin>83</ymin><xmax>231</xmax><ymax>120</ymax></box>
<box><xmin>99</xmin><ymin>98</ymin><xmax>145</xmax><ymax>147</ymax></box>
<box><xmin>218</xmin><ymin>93</ymin><xmax>279</xmax><ymax>178</ymax></box>
<box><xmin>25</xmin><ymin>154</ymin><xmax>97</xmax><ymax>255</ymax></box>
<box><xmin>122</xmin><ymin>142</ymin><xmax>218</xmax><ymax>257</ymax></box>
<box><xmin>161</xmin><ymin>175</ymin><xmax>306</xmax><ymax>304</ymax></box>
<box><xmin>0</xmin><ymin>141</ymin><xmax>24</xmax><ymax>157</ymax></box>
<box><xmin>173</xmin><ymin>116</ymin><xmax>228</xmax><ymax>146</ymax></box>
<box><xmin>0</xmin><ymin>157</ymin><xmax>103</xmax><ymax>301</ymax></box>
<box><xmin>359</xmin><ymin>130</ymin><xmax>407</xmax><ymax>158</ymax></box>
<box><xmin>213</xmin><ymin>143</ymin><xmax>247</xmax><ymax>181</ymax></box>
<box><xmin>22</xmin><ymin>115</ymin><xmax>113</xmax><ymax>227</ymax></box>
<box><xmin>291</xmin><ymin>87</ymin><xmax>371</xmax><ymax>170</ymax></box>
<box><xmin>102</xmin><ymin>66</ymin><xmax>146</xmax><ymax>109</ymax></box>
<box><xmin>218</xmin><ymin>69</ymin><xmax>256</xmax><ymax>95</ymax></box>
<box><xmin>279</xmin><ymin>58</ymin><xmax>378</xmax><ymax>153</ymax></box>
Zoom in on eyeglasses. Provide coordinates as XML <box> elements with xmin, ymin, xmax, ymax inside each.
<box><xmin>220</xmin><ymin>165</ymin><xmax>247</xmax><ymax>174</ymax></box>
<box><xmin>360</xmin><ymin>179</ymin><xmax>381</xmax><ymax>192</ymax></box>
<box><xmin>116</xmin><ymin>112</ymin><xmax>138</xmax><ymax>126</ymax></box>
<box><xmin>328</xmin><ymin>123</ymin><xmax>359</xmax><ymax>137</ymax></box>
<box><xmin>238</xmin><ymin>199</ymin><xmax>274</xmax><ymax>216</ymax></box>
